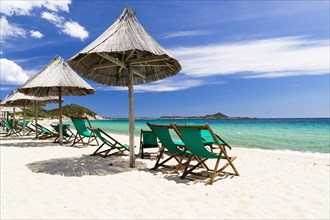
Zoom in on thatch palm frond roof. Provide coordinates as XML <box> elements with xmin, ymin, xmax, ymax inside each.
<box><xmin>68</xmin><ymin>6</ymin><xmax>181</xmax><ymax>86</ymax></box>
<box><xmin>3</xmin><ymin>91</ymin><xmax>59</xmax><ymax>107</ymax></box>
<box><xmin>19</xmin><ymin>56</ymin><xmax>95</xmax><ymax>97</ymax></box>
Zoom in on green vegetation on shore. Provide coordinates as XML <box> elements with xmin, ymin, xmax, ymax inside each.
<box><xmin>23</xmin><ymin>104</ymin><xmax>98</xmax><ymax>119</ymax></box>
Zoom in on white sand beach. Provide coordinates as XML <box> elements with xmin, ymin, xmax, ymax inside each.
<box><xmin>1</xmin><ymin>123</ymin><xmax>329</xmax><ymax>219</ymax></box>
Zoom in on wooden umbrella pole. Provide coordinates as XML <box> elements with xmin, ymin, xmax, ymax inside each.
<box><xmin>35</xmin><ymin>101</ymin><xmax>38</xmax><ymax>138</ymax></box>
<box><xmin>128</xmin><ymin>65</ymin><xmax>135</xmax><ymax>168</ymax></box>
<box><xmin>59</xmin><ymin>87</ymin><xmax>63</xmax><ymax>145</ymax></box>
<box><xmin>13</xmin><ymin>107</ymin><xmax>15</xmax><ymax>129</ymax></box>
<box><xmin>23</xmin><ymin>105</ymin><xmax>26</xmax><ymax>136</ymax></box>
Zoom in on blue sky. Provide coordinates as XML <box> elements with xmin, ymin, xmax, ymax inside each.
<box><xmin>0</xmin><ymin>0</ymin><xmax>329</xmax><ymax>118</ymax></box>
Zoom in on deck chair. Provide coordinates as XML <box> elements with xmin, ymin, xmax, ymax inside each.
<box><xmin>139</xmin><ymin>129</ymin><xmax>160</xmax><ymax>159</ymax></box>
<box><xmin>36</xmin><ymin>124</ymin><xmax>58</xmax><ymax>139</ymax></box>
<box><xmin>185</xmin><ymin>122</ymin><xmax>230</xmax><ymax>151</ymax></box>
<box><xmin>173</xmin><ymin>123</ymin><xmax>239</xmax><ymax>185</ymax></box>
<box><xmin>16</xmin><ymin>120</ymin><xmax>34</xmax><ymax>135</ymax></box>
<box><xmin>51</xmin><ymin>124</ymin><xmax>75</xmax><ymax>143</ymax></box>
<box><xmin>71</xmin><ymin>117</ymin><xmax>99</xmax><ymax>146</ymax></box>
<box><xmin>88</xmin><ymin>128</ymin><xmax>129</xmax><ymax>157</ymax></box>
<box><xmin>147</xmin><ymin>123</ymin><xmax>190</xmax><ymax>173</ymax></box>
<box><xmin>1</xmin><ymin>119</ymin><xmax>22</xmax><ymax>136</ymax></box>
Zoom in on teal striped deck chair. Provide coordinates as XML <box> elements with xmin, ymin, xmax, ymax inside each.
<box><xmin>88</xmin><ymin>128</ymin><xmax>129</xmax><ymax>157</ymax></box>
<box><xmin>147</xmin><ymin>123</ymin><xmax>190</xmax><ymax>173</ymax></box>
<box><xmin>173</xmin><ymin>123</ymin><xmax>239</xmax><ymax>185</ymax></box>
<box><xmin>71</xmin><ymin>117</ymin><xmax>99</xmax><ymax>146</ymax></box>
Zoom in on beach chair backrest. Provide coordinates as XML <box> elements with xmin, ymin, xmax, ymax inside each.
<box><xmin>37</xmin><ymin>124</ymin><xmax>53</xmax><ymax>134</ymax></box>
<box><xmin>147</xmin><ymin>123</ymin><xmax>182</xmax><ymax>154</ymax></box>
<box><xmin>3</xmin><ymin>119</ymin><xmax>13</xmax><ymax>130</ymax></box>
<box><xmin>185</xmin><ymin>122</ymin><xmax>215</xmax><ymax>143</ymax></box>
<box><xmin>176</xmin><ymin>125</ymin><xmax>218</xmax><ymax>159</ymax></box>
<box><xmin>141</xmin><ymin>130</ymin><xmax>158</xmax><ymax>148</ymax></box>
<box><xmin>71</xmin><ymin>117</ymin><xmax>91</xmax><ymax>136</ymax></box>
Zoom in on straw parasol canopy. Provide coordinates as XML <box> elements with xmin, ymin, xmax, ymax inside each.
<box><xmin>68</xmin><ymin>6</ymin><xmax>181</xmax><ymax>167</ymax></box>
<box><xmin>19</xmin><ymin>56</ymin><xmax>95</xmax><ymax>144</ymax></box>
<box><xmin>4</xmin><ymin>90</ymin><xmax>60</xmax><ymax>137</ymax></box>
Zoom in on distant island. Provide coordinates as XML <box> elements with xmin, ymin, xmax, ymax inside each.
<box><xmin>158</xmin><ymin>112</ymin><xmax>255</xmax><ymax>119</ymax></box>
<box><xmin>104</xmin><ymin>112</ymin><xmax>255</xmax><ymax>120</ymax></box>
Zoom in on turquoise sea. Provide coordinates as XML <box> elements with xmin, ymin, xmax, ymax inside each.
<box><xmin>67</xmin><ymin>118</ymin><xmax>330</xmax><ymax>154</ymax></box>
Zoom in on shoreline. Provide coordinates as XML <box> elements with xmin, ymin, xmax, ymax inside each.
<box><xmin>37</xmin><ymin>119</ymin><xmax>330</xmax><ymax>156</ymax></box>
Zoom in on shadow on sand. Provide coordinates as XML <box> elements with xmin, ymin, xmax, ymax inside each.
<box><xmin>26</xmin><ymin>155</ymin><xmax>148</xmax><ymax>177</ymax></box>
<box><xmin>0</xmin><ymin>137</ymin><xmax>60</xmax><ymax>148</ymax></box>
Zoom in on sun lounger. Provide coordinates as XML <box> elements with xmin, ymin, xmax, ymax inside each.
<box><xmin>147</xmin><ymin>123</ymin><xmax>190</xmax><ymax>173</ymax></box>
<box><xmin>51</xmin><ymin>123</ymin><xmax>75</xmax><ymax>143</ymax></box>
<box><xmin>36</xmin><ymin>123</ymin><xmax>58</xmax><ymax>139</ymax></box>
<box><xmin>139</xmin><ymin>129</ymin><xmax>160</xmax><ymax>159</ymax></box>
<box><xmin>1</xmin><ymin>119</ymin><xmax>22</xmax><ymax>136</ymax></box>
<box><xmin>173</xmin><ymin>123</ymin><xmax>239</xmax><ymax>185</ymax></box>
<box><xmin>88</xmin><ymin>128</ymin><xmax>129</xmax><ymax>157</ymax></box>
<box><xmin>71</xmin><ymin>117</ymin><xmax>99</xmax><ymax>146</ymax></box>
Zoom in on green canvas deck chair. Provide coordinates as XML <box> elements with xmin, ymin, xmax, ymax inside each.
<box><xmin>51</xmin><ymin>124</ymin><xmax>75</xmax><ymax>143</ymax></box>
<box><xmin>88</xmin><ymin>128</ymin><xmax>129</xmax><ymax>157</ymax></box>
<box><xmin>147</xmin><ymin>123</ymin><xmax>190</xmax><ymax>173</ymax></box>
<box><xmin>139</xmin><ymin>129</ymin><xmax>160</xmax><ymax>159</ymax></box>
<box><xmin>1</xmin><ymin>119</ymin><xmax>22</xmax><ymax>136</ymax></box>
<box><xmin>173</xmin><ymin>123</ymin><xmax>239</xmax><ymax>185</ymax></box>
<box><xmin>185</xmin><ymin>122</ymin><xmax>230</xmax><ymax>151</ymax></box>
<box><xmin>36</xmin><ymin>123</ymin><xmax>57</xmax><ymax>139</ymax></box>
<box><xmin>71</xmin><ymin>117</ymin><xmax>99</xmax><ymax>146</ymax></box>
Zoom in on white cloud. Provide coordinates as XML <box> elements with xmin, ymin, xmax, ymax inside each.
<box><xmin>93</xmin><ymin>75</ymin><xmax>219</xmax><ymax>93</ymax></box>
<box><xmin>30</xmin><ymin>30</ymin><xmax>44</xmax><ymax>39</ymax></box>
<box><xmin>0</xmin><ymin>0</ymin><xmax>71</xmax><ymax>16</ymax></box>
<box><xmin>41</xmin><ymin>12</ymin><xmax>89</xmax><ymax>41</ymax></box>
<box><xmin>170</xmin><ymin>37</ymin><xmax>330</xmax><ymax>78</ymax></box>
<box><xmin>0</xmin><ymin>58</ymin><xmax>30</xmax><ymax>84</ymax></box>
<box><xmin>62</xmin><ymin>21</ymin><xmax>89</xmax><ymax>41</ymax></box>
<box><xmin>0</xmin><ymin>16</ymin><xmax>26</xmax><ymax>39</ymax></box>
<box><xmin>163</xmin><ymin>30</ymin><xmax>215</xmax><ymax>39</ymax></box>
<box><xmin>41</xmin><ymin>11</ymin><xmax>64</xmax><ymax>27</ymax></box>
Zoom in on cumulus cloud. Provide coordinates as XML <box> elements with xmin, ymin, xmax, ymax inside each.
<box><xmin>41</xmin><ymin>12</ymin><xmax>88</xmax><ymax>41</ymax></box>
<box><xmin>0</xmin><ymin>0</ymin><xmax>71</xmax><ymax>16</ymax></box>
<box><xmin>41</xmin><ymin>11</ymin><xmax>65</xmax><ymax>27</ymax></box>
<box><xmin>170</xmin><ymin>37</ymin><xmax>330</xmax><ymax>78</ymax></box>
<box><xmin>62</xmin><ymin>21</ymin><xmax>89</xmax><ymax>41</ymax></box>
<box><xmin>0</xmin><ymin>16</ymin><xmax>26</xmax><ymax>39</ymax></box>
<box><xmin>1</xmin><ymin>1</ymin><xmax>87</xmax><ymax>41</ymax></box>
<box><xmin>30</xmin><ymin>30</ymin><xmax>44</xmax><ymax>39</ymax></box>
<box><xmin>0</xmin><ymin>58</ymin><xmax>30</xmax><ymax>84</ymax></box>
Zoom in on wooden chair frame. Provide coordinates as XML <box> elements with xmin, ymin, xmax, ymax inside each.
<box><xmin>89</xmin><ymin>128</ymin><xmax>129</xmax><ymax>157</ymax></box>
<box><xmin>147</xmin><ymin>123</ymin><xmax>190</xmax><ymax>174</ymax></box>
<box><xmin>173</xmin><ymin>123</ymin><xmax>239</xmax><ymax>185</ymax></box>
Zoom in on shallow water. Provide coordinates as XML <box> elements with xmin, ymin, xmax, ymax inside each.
<box><xmin>65</xmin><ymin>118</ymin><xmax>330</xmax><ymax>154</ymax></box>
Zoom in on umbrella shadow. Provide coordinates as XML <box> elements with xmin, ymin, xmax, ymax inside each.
<box><xmin>0</xmin><ymin>139</ymin><xmax>59</xmax><ymax>148</ymax></box>
<box><xmin>26</xmin><ymin>155</ymin><xmax>148</xmax><ymax>177</ymax></box>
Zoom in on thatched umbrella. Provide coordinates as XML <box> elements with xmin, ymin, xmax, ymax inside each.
<box><xmin>68</xmin><ymin>6</ymin><xmax>181</xmax><ymax>167</ymax></box>
<box><xmin>4</xmin><ymin>90</ymin><xmax>59</xmax><ymax>136</ymax></box>
<box><xmin>19</xmin><ymin>56</ymin><xmax>95</xmax><ymax>144</ymax></box>
<box><xmin>0</xmin><ymin>93</ymin><xmax>22</xmax><ymax>126</ymax></box>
